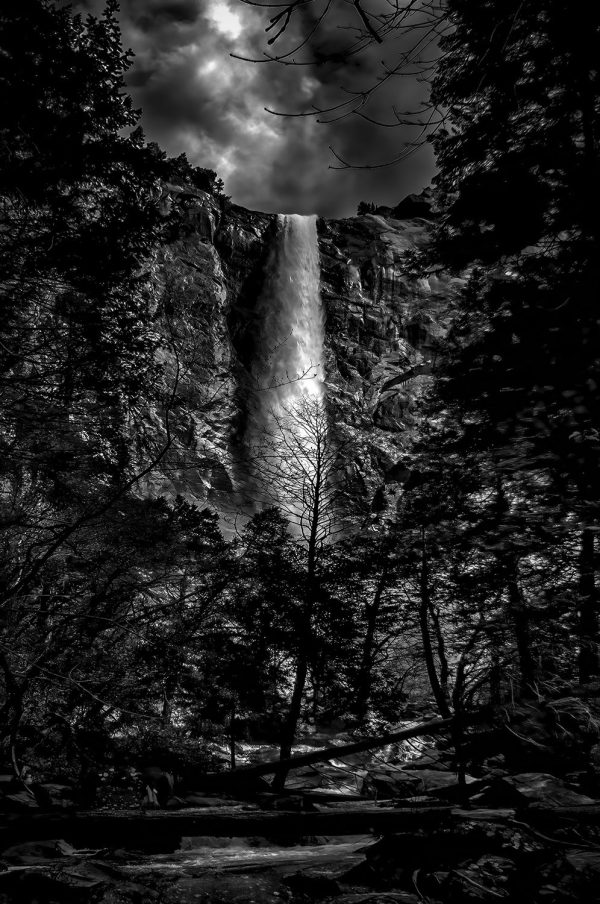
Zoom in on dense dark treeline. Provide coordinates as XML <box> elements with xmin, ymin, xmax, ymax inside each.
<box><xmin>1</xmin><ymin>0</ymin><xmax>599</xmax><ymax>794</ymax></box>
<box><xmin>0</xmin><ymin>0</ymin><xmax>236</xmax><ymax>777</ymax></box>
<box><xmin>412</xmin><ymin>0</ymin><xmax>600</xmax><ymax>701</ymax></box>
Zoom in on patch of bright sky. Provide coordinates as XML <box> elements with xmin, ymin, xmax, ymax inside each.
<box><xmin>196</xmin><ymin>55</ymin><xmax>237</xmax><ymax>89</ymax></box>
<box><xmin>198</xmin><ymin>59</ymin><xmax>218</xmax><ymax>76</ymax></box>
<box><xmin>207</xmin><ymin>1</ymin><xmax>243</xmax><ymax>40</ymax></box>
<box><xmin>300</xmin><ymin>76</ymin><xmax>320</xmax><ymax>98</ymax></box>
<box><xmin>214</xmin><ymin>151</ymin><xmax>236</xmax><ymax>180</ymax></box>
<box><xmin>179</xmin><ymin>132</ymin><xmax>237</xmax><ymax>181</ymax></box>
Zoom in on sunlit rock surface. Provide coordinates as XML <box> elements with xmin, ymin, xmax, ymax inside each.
<box><xmin>135</xmin><ymin>188</ymin><xmax>463</xmax><ymax>518</ymax></box>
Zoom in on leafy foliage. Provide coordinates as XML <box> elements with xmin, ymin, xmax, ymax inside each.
<box><xmin>417</xmin><ymin>0</ymin><xmax>600</xmax><ymax>689</ymax></box>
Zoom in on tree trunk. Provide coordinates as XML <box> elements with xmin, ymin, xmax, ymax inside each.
<box><xmin>429</xmin><ymin>601</ymin><xmax>450</xmax><ymax>698</ymax></box>
<box><xmin>578</xmin><ymin>527</ymin><xmax>599</xmax><ymax>683</ymax></box>
<box><xmin>229</xmin><ymin>700</ymin><xmax>237</xmax><ymax>770</ymax></box>
<box><xmin>492</xmin><ymin>482</ymin><xmax>536</xmax><ymax>695</ymax></box>
<box><xmin>451</xmin><ymin>655</ymin><xmax>468</xmax><ymax>807</ymax></box>
<box><xmin>273</xmin><ymin>647</ymin><xmax>309</xmax><ymax>792</ymax></box>
<box><xmin>274</xmin><ymin>452</ymin><xmax>324</xmax><ymax>790</ymax></box>
<box><xmin>489</xmin><ymin>647</ymin><xmax>502</xmax><ymax>707</ymax></box>
<box><xmin>162</xmin><ymin>688</ymin><xmax>173</xmax><ymax>727</ymax></box>
<box><xmin>354</xmin><ymin>573</ymin><xmax>387</xmax><ymax>722</ymax></box>
<box><xmin>503</xmin><ymin>555</ymin><xmax>536</xmax><ymax>695</ymax></box>
<box><xmin>0</xmin><ymin>652</ymin><xmax>26</xmax><ymax>764</ymax></box>
<box><xmin>419</xmin><ymin>532</ymin><xmax>452</xmax><ymax>718</ymax></box>
<box><xmin>310</xmin><ymin>669</ymin><xmax>321</xmax><ymax>723</ymax></box>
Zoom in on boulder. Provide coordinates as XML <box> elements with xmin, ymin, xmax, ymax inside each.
<box><xmin>402</xmin><ymin>750</ymin><xmax>450</xmax><ymax>771</ymax></box>
<box><xmin>1</xmin><ymin>790</ymin><xmax>38</xmax><ymax>811</ymax></box>
<box><xmin>0</xmin><ymin>865</ymin><xmax>106</xmax><ymax>903</ymax></box>
<box><xmin>499</xmin><ymin>772</ymin><xmax>595</xmax><ymax>807</ymax></box>
<box><xmin>362</xmin><ymin>769</ymin><xmax>422</xmax><ymax>800</ymax></box>
<box><xmin>283</xmin><ymin>766</ymin><xmax>326</xmax><ymax>790</ymax></box>
<box><xmin>565</xmin><ymin>849</ymin><xmax>600</xmax><ymax>875</ymax></box>
<box><xmin>483</xmin><ymin>755</ymin><xmax>506</xmax><ymax>769</ymax></box>
<box><xmin>2</xmin><ymin>839</ymin><xmax>76</xmax><ymax>863</ymax></box>
<box><xmin>363</xmin><ymin>766</ymin><xmax>481</xmax><ymax>801</ymax></box>
<box><xmin>418</xmin><ymin>770</ymin><xmax>483</xmax><ymax>801</ymax></box>
<box><xmin>403</xmin><ymin>769</ymin><xmax>480</xmax><ymax>799</ymax></box>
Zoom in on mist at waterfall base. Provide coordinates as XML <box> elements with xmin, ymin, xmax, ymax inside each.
<box><xmin>245</xmin><ymin>215</ymin><xmax>327</xmax><ymax>530</ymax></box>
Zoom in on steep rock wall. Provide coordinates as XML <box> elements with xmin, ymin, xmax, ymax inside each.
<box><xmin>318</xmin><ymin>212</ymin><xmax>462</xmax><ymax>513</ymax></box>
<box><xmin>132</xmin><ymin>188</ymin><xmax>275</xmax><ymax>517</ymax></box>
<box><xmin>134</xmin><ymin>189</ymin><xmax>462</xmax><ymax>518</ymax></box>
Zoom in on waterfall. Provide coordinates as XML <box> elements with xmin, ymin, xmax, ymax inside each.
<box><xmin>254</xmin><ymin>214</ymin><xmax>324</xmax><ymax>408</ymax></box>
<box><xmin>248</xmin><ymin>214</ymin><xmax>327</xmax><ymax>523</ymax></box>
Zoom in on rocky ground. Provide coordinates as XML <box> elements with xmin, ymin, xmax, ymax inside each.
<box><xmin>3</xmin><ymin>696</ymin><xmax>600</xmax><ymax>903</ymax></box>
<box><xmin>2</xmin><ymin>797</ymin><xmax>600</xmax><ymax>904</ymax></box>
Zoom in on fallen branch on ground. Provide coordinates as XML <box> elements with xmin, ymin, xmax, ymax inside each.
<box><xmin>202</xmin><ymin>715</ymin><xmax>458</xmax><ymax>785</ymax></box>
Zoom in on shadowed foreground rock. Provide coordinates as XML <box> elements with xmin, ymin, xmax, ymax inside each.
<box><xmin>2</xmin><ymin>805</ymin><xmax>600</xmax><ymax>904</ymax></box>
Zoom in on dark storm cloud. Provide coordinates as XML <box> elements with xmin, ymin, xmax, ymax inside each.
<box><xmin>144</xmin><ymin>0</ymin><xmax>201</xmax><ymax>23</ymax></box>
<box><xmin>75</xmin><ymin>0</ymin><xmax>436</xmax><ymax>216</ymax></box>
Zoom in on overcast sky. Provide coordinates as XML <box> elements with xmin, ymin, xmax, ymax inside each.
<box><xmin>78</xmin><ymin>0</ymin><xmax>437</xmax><ymax>217</ymax></box>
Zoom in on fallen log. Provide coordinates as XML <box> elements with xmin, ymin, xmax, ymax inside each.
<box><xmin>201</xmin><ymin>688</ymin><xmax>599</xmax><ymax>790</ymax></box>
<box><xmin>5</xmin><ymin>803</ymin><xmax>600</xmax><ymax>851</ymax></box>
<box><xmin>0</xmin><ymin>805</ymin><xmax>453</xmax><ymax>849</ymax></box>
<box><xmin>202</xmin><ymin>716</ymin><xmax>457</xmax><ymax>787</ymax></box>
<box><xmin>4</xmin><ymin>802</ymin><xmax>600</xmax><ymax>850</ymax></box>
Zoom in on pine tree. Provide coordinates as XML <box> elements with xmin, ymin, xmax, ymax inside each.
<box><xmin>0</xmin><ymin>1</ymin><xmax>193</xmax><ymax>754</ymax></box>
<box><xmin>428</xmin><ymin>0</ymin><xmax>600</xmax><ymax>682</ymax></box>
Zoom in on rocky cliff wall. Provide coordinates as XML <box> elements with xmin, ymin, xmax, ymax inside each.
<box><xmin>318</xmin><ymin>212</ymin><xmax>463</xmax><ymax>515</ymax></box>
<box><xmin>132</xmin><ymin>187</ymin><xmax>462</xmax><ymax>522</ymax></box>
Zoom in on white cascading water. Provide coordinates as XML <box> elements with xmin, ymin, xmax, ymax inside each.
<box><xmin>248</xmin><ymin>214</ymin><xmax>326</xmax><ymax>519</ymax></box>
<box><xmin>254</xmin><ymin>214</ymin><xmax>324</xmax><ymax>407</ymax></box>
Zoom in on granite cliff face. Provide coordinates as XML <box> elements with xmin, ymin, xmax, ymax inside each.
<box><xmin>133</xmin><ymin>188</ymin><xmax>276</xmax><ymax>518</ymax></box>
<box><xmin>135</xmin><ymin>187</ymin><xmax>462</xmax><ymax>520</ymax></box>
<box><xmin>317</xmin><ymin>212</ymin><xmax>462</xmax><ymax>513</ymax></box>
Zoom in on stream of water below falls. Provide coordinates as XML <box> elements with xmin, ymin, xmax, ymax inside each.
<box><xmin>123</xmin><ymin>836</ymin><xmax>373</xmax><ymax>875</ymax></box>
<box><xmin>118</xmin><ymin>835</ymin><xmax>375</xmax><ymax>904</ymax></box>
